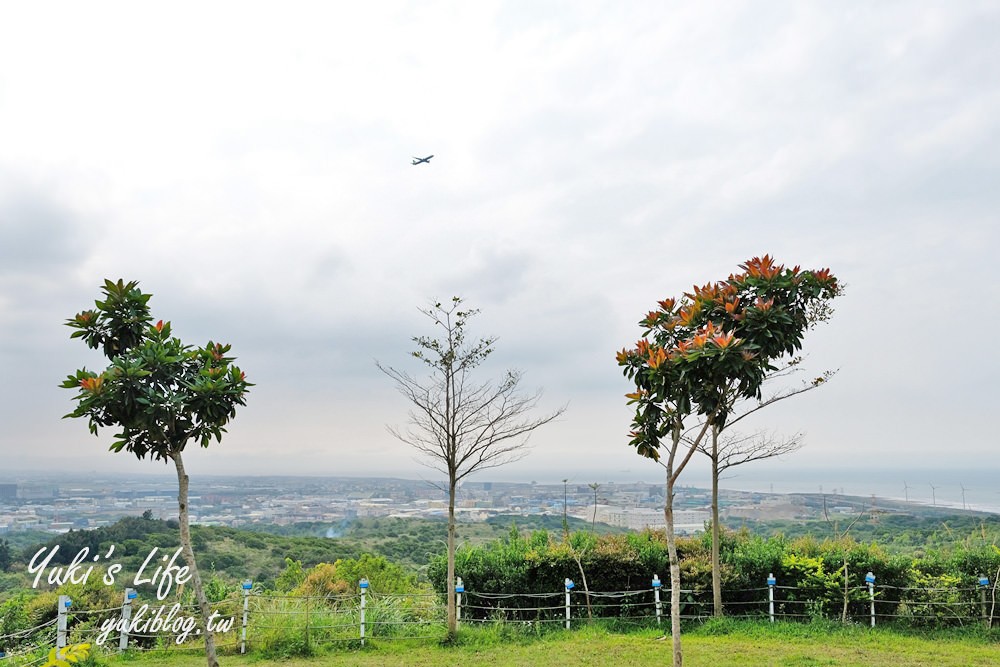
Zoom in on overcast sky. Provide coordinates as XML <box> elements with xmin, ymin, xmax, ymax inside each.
<box><xmin>1</xmin><ymin>2</ymin><xmax>997</xmax><ymax>501</ymax></box>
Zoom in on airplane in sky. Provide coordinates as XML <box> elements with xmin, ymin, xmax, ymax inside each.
<box><xmin>411</xmin><ymin>155</ymin><xmax>433</xmax><ymax>165</ymax></box>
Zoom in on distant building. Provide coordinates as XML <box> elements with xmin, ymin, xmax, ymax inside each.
<box><xmin>589</xmin><ymin>504</ymin><xmax>709</xmax><ymax>533</ymax></box>
<box><xmin>17</xmin><ymin>485</ymin><xmax>57</xmax><ymax>500</ymax></box>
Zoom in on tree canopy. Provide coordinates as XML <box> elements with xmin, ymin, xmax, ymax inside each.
<box><xmin>617</xmin><ymin>255</ymin><xmax>839</xmax><ymax>459</ymax></box>
<box><xmin>61</xmin><ymin>279</ymin><xmax>251</xmax><ymax>461</ymax></box>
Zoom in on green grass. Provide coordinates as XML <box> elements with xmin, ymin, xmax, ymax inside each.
<box><xmin>83</xmin><ymin>620</ymin><xmax>1000</xmax><ymax>667</ymax></box>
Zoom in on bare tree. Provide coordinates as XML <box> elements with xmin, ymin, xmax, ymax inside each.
<box><xmin>567</xmin><ymin>482</ymin><xmax>603</xmax><ymax>622</ymax></box>
<box><xmin>700</xmin><ymin>428</ymin><xmax>803</xmax><ymax>616</ymax></box>
<box><xmin>377</xmin><ymin>297</ymin><xmax>565</xmax><ymax>639</ymax></box>
<box><xmin>691</xmin><ymin>364</ymin><xmax>835</xmax><ymax>617</ymax></box>
<box><xmin>820</xmin><ymin>495</ymin><xmax>869</xmax><ymax>623</ymax></box>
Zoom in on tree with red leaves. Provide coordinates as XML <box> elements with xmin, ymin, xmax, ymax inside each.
<box><xmin>616</xmin><ymin>256</ymin><xmax>839</xmax><ymax>667</ymax></box>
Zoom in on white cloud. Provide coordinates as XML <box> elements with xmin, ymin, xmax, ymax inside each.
<box><xmin>1</xmin><ymin>2</ymin><xmax>998</xmax><ymax>485</ymax></box>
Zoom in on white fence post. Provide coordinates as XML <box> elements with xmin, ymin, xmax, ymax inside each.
<box><xmin>865</xmin><ymin>572</ymin><xmax>876</xmax><ymax>627</ymax></box>
<box><xmin>455</xmin><ymin>577</ymin><xmax>464</xmax><ymax>628</ymax></box>
<box><xmin>564</xmin><ymin>578</ymin><xmax>574</xmax><ymax>630</ymax></box>
<box><xmin>57</xmin><ymin>595</ymin><xmax>71</xmax><ymax>648</ymax></box>
<box><xmin>119</xmin><ymin>588</ymin><xmax>136</xmax><ymax>651</ymax></box>
<box><xmin>241</xmin><ymin>580</ymin><xmax>252</xmax><ymax>654</ymax></box>
<box><xmin>652</xmin><ymin>574</ymin><xmax>662</xmax><ymax>625</ymax></box>
<box><xmin>767</xmin><ymin>573</ymin><xmax>776</xmax><ymax>623</ymax></box>
<box><xmin>359</xmin><ymin>578</ymin><xmax>369</xmax><ymax>645</ymax></box>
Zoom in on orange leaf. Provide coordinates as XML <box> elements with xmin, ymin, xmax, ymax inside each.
<box><xmin>647</xmin><ymin>347</ymin><xmax>668</xmax><ymax>369</ymax></box>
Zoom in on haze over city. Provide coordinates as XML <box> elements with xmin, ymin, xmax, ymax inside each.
<box><xmin>1</xmin><ymin>3</ymin><xmax>997</xmax><ymax>503</ymax></box>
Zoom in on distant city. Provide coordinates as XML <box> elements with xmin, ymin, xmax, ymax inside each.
<box><xmin>4</xmin><ymin>471</ymin><xmax>984</xmax><ymax>539</ymax></box>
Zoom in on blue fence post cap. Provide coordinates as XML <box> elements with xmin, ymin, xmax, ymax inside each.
<box><xmin>767</xmin><ymin>573</ymin><xmax>776</xmax><ymax>586</ymax></box>
<box><xmin>979</xmin><ymin>576</ymin><xmax>990</xmax><ymax>587</ymax></box>
<box><xmin>64</xmin><ymin>599</ymin><xmax>72</xmax><ymax>608</ymax></box>
<box><xmin>865</xmin><ymin>572</ymin><xmax>876</xmax><ymax>584</ymax></box>
<box><xmin>359</xmin><ymin>578</ymin><xmax>369</xmax><ymax>589</ymax></box>
<box><xmin>127</xmin><ymin>590</ymin><xmax>138</xmax><ymax>599</ymax></box>
<box><xmin>242</xmin><ymin>580</ymin><xmax>253</xmax><ymax>590</ymax></box>
<box><xmin>564</xmin><ymin>578</ymin><xmax>575</xmax><ymax>590</ymax></box>
<box><xmin>652</xmin><ymin>574</ymin><xmax>661</xmax><ymax>588</ymax></box>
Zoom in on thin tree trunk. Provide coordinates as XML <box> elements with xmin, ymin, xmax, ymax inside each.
<box><xmin>572</xmin><ymin>552</ymin><xmax>593</xmax><ymax>621</ymax></box>
<box><xmin>990</xmin><ymin>563</ymin><xmax>999</xmax><ymax>629</ymax></box>
<box><xmin>577</xmin><ymin>490</ymin><xmax>599</xmax><ymax>621</ymax></box>
<box><xmin>711</xmin><ymin>427</ymin><xmax>723</xmax><ymax>617</ymax></box>
<box><xmin>841</xmin><ymin>557</ymin><xmax>849</xmax><ymax>624</ymax></box>
<box><xmin>446</xmin><ymin>471</ymin><xmax>457</xmax><ymax>639</ymax></box>
<box><xmin>445</xmin><ymin>321</ymin><xmax>458</xmax><ymax>641</ymax></box>
<box><xmin>661</xmin><ymin>420</ymin><xmax>709</xmax><ymax>667</ymax></box>
<box><xmin>665</xmin><ymin>468</ymin><xmax>683</xmax><ymax>667</ymax></box>
<box><xmin>171</xmin><ymin>451</ymin><xmax>219</xmax><ymax>667</ymax></box>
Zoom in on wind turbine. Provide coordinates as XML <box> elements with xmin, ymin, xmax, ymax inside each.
<box><xmin>929</xmin><ymin>483</ymin><xmax>938</xmax><ymax>507</ymax></box>
<box><xmin>960</xmin><ymin>483</ymin><xmax>968</xmax><ymax>511</ymax></box>
<box><xmin>903</xmin><ymin>480</ymin><xmax>910</xmax><ymax>503</ymax></box>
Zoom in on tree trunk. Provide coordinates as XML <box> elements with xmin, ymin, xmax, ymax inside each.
<box><xmin>665</xmin><ymin>469</ymin><xmax>683</xmax><ymax>667</ymax></box>
<box><xmin>573</xmin><ymin>551</ymin><xmax>593</xmax><ymax>621</ymax></box>
<box><xmin>841</xmin><ymin>557</ymin><xmax>849</xmax><ymax>624</ymax></box>
<box><xmin>172</xmin><ymin>451</ymin><xmax>219</xmax><ymax>667</ymax></box>
<box><xmin>711</xmin><ymin>427</ymin><xmax>723</xmax><ymax>617</ymax></box>
<box><xmin>990</xmin><ymin>563</ymin><xmax>999</xmax><ymax>629</ymax></box>
<box><xmin>446</xmin><ymin>471</ymin><xmax>457</xmax><ymax>639</ymax></box>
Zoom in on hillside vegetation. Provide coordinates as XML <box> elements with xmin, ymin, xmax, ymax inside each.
<box><xmin>732</xmin><ymin>513</ymin><xmax>1000</xmax><ymax>555</ymax></box>
<box><xmin>2</xmin><ymin>515</ymin><xmax>999</xmax><ymax>664</ymax></box>
<box><xmin>1</xmin><ymin>513</ymin><xmax>620</xmax><ymax>595</ymax></box>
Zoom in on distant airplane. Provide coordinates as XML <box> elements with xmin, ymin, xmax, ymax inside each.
<box><xmin>411</xmin><ymin>155</ymin><xmax>434</xmax><ymax>165</ymax></box>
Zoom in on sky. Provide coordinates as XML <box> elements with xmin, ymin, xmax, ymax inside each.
<box><xmin>1</xmin><ymin>2</ymin><xmax>997</xmax><ymax>506</ymax></box>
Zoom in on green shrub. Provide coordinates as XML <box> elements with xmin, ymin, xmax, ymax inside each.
<box><xmin>430</xmin><ymin>526</ymin><xmax>999</xmax><ymax>626</ymax></box>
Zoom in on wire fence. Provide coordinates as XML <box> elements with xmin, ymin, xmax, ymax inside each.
<box><xmin>0</xmin><ymin>574</ymin><xmax>996</xmax><ymax>664</ymax></box>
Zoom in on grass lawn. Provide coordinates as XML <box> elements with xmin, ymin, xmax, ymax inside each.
<box><xmin>93</xmin><ymin>621</ymin><xmax>1000</xmax><ymax>667</ymax></box>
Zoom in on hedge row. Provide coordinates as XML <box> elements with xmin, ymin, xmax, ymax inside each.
<box><xmin>427</xmin><ymin>527</ymin><xmax>1000</xmax><ymax>624</ymax></box>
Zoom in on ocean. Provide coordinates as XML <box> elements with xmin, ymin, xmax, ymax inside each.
<box><xmin>676</xmin><ymin>465</ymin><xmax>1000</xmax><ymax>514</ymax></box>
